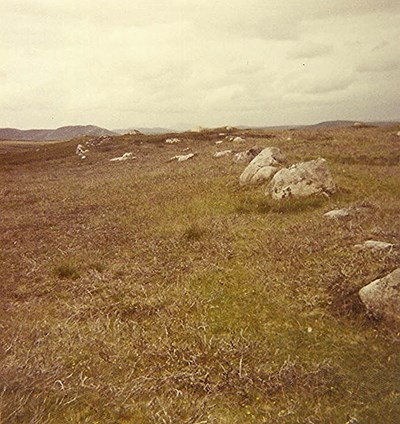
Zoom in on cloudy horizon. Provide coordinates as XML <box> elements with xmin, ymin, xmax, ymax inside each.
<box><xmin>2</xmin><ymin>0</ymin><xmax>400</xmax><ymax>130</ymax></box>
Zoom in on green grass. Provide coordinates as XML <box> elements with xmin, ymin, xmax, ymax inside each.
<box><xmin>0</xmin><ymin>126</ymin><xmax>399</xmax><ymax>423</ymax></box>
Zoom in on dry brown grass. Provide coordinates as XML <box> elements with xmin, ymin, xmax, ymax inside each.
<box><xmin>1</xmin><ymin>126</ymin><xmax>400</xmax><ymax>423</ymax></box>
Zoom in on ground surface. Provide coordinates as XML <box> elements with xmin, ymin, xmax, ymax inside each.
<box><xmin>1</xmin><ymin>126</ymin><xmax>400</xmax><ymax>423</ymax></box>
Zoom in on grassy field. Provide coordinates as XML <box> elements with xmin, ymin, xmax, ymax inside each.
<box><xmin>1</xmin><ymin>126</ymin><xmax>400</xmax><ymax>423</ymax></box>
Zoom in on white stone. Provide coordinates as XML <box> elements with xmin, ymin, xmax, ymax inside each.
<box><xmin>165</xmin><ymin>138</ymin><xmax>180</xmax><ymax>144</ymax></box>
<box><xmin>215</xmin><ymin>140</ymin><xmax>224</xmax><ymax>145</ymax></box>
<box><xmin>110</xmin><ymin>152</ymin><xmax>136</xmax><ymax>162</ymax></box>
<box><xmin>233</xmin><ymin>147</ymin><xmax>262</xmax><ymax>164</ymax></box>
<box><xmin>76</xmin><ymin>144</ymin><xmax>89</xmax><ymax>157</ymax></box>
<box><xmin>397</xmin><ymin>131</ymin><xmax>400</xmax><ymax>137</ymax></box>
<box><xmin>324</xmin><ymin>208</ymin><xmax>352</xmax><ymax>219</ymax></box>
<box><xmin>359</xmin><ymin>268</ymin><xmax>400</xmax><ymax>322</ymax></box>
<box><xmin>213</xmin><ymin>150</ymin><xmax>232</xmax><ymax>158</ymax></box>
<box><xmin>233</xmin><ymin>136</ymin><xmax>245</xmax><ymax>142</ymax></box>
<box><xmin>239</xmin><ymin>147</ymin><xmax>285</xmax><ymax>185</ymax></box>
<box><xmin>170</xmin><ymin>153</ymin><xmax>195</xmax><ymax>162</ymax></box>
<box><xmin>268</xmin><ymin>158</ymin><xmax>336</xmax><ymax>199</ymax></box>
<box><xmin>355</xmin><ymin>240</ymin><xmax>394</xmax><ymax>251</ymax></box>
<box><xmin>129</xmin><ymin>129</ymin><xmax>141</xmax><ymax>135</ymax></box>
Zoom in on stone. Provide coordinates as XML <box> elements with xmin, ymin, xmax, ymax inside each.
<box><xmin>268</xmin><ymin>158</ymin><xmax>336</xmax><ymax>199</ymax></box>
<box><xmin>397</xmin><ymin>131</ymin><xmax>400</xmax><ymax>137</ymax></box>
<box><xmin>239</xmin><ymin>147</ymin><xmax>285</xmax><ymax>185</ymax></box>
<box><xmin>128</xmin><ymin>129</ymin><xmax>142</xmax><ymax>135</ymax></box>
<box><xmin>213</xmin><ymin>150</ymin><xmax>232</xmax><ymax>158</ymax></box>
<box><xmin>110</xmin><ymin>152</ymin><xmax>136</xmax><ymax>162</ymax></box>
<box><xmin>233</xmin><ymin>147</ymin><xmax>263</xmax><ymax>164</ymax></box>
<box><xmin>324</xmin><ymin>208</ymin><xmax>352</xmax><ymax>219</ymax></box>
<box><xmin>359</xmin><ymin>268</ymin><xmax>400</xmax><ymax>322</ymax></box>
<box><xmin>345</xmin><ymin>418</ymin><xmax>359</xmax><ymax>424</ymax></box>
<box><xmin>76</xmin><ymin>144</ymin><xmax>88</xmax><ymax>159</ymax></box>
<box><xmin>215</xmin><ymin>140</ymin><xmax>224</xmax><ymax>145</ymax></box>
<box><xmin>165</xmin><ymin>138</ymin><xmax>180</xmax><ymax>144</ymax></box>
<box><xmin>233</xmin><ymin>136</ymin><xmax>245</xmax><ymax>142</ymax></box>
<box><xmin>355</xmin><ymin>240</ymin><xmax>394</xmax><ymax>251</ymax></box>
<box><xmin>169</xmin><ymin>153</ymin><xmax>195</xmax><ymax>162</ymax></box>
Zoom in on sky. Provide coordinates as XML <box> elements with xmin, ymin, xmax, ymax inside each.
<box><xmin>1</xmin><ymin>0</ymin><xmax>400</xmax><ymax>130</ymax></box>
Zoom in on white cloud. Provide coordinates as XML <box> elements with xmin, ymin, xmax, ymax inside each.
<box><xmin>1</xmin><ymin>0</ymin><xmax>399</xmax><ymax>129</ymax></box>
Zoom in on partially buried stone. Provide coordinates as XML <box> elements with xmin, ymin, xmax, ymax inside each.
<box><xmin>359</xmin><ymin>268</ymin><xmax>400</xmax><ymax>322</ymax></box>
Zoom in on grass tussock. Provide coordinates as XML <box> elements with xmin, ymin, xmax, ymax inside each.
<box><xmin>53</xmin><ymin>259</ymin><xmax>81</xmax><ymax>280</ymax></box>
<box><xmin>0</xmin><ymin>126</ymin><xmax>400</xmax><ymax>423</ymax></box>
<box><xmin>183</xmin><ymin>222</ymin><xmax>206</xmax><ymax>241</ymax></box>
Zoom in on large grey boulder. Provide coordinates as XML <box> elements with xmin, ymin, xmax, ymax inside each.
<box><xmin>239</xmin><ymin>147</ymin><xmax>285</xmax><ymax>185</ymax></box>
<box><xmin>233</xmin><ymin>147</ymin><xmax>263</xmax><ymax>164</ymax></box>
<box><xmin>268</xmin><ymin>158</ymin><xmax>336</xmax><ymax>199</ymax></box>
<box><xmin>359</xmin><ymin>268</ymin><xmax>400</xmax><ymax>322</ymax></box>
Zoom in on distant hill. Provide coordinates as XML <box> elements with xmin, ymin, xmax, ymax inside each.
<box><xmin>114</xmin><ymin>127</ymin><xmax>176</xmax><ymax>135</ymax></box>
<box><xmin>0</xmin><ymin>125</ymin><xmax>116</xmax><ymax>141</ymax></box>
<box><xmin>237</xmin><ymin>120</ymin><xmax>398</xmax><ymax>130</ymax></box>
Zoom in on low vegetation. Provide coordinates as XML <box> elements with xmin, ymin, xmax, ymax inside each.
<box><xmin>0</xmin><ymin>126</ymin><xmax>399</xmax><ymax>423</ymax></box>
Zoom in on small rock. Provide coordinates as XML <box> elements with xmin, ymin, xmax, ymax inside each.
<box><xmin>165</xmin><ymin>138</ymin><xmax>180</xmax><ymax>144</ymax></box>
<box><xmin>129</xmin><ymin>129</ymin><xmax>142</xmax><ymax>135</ymax></box>
<box><xmin>359</xmin><ymin>268</ymin><xmax>400</xmax><ymax>322</ymax></box>
<box><xmin>110</xmin><ymin>152</ymin><xmax>136</xmax><ymax>162</ymax></box>
<box><xmin>324</xmin><ymin>208</ymin><xmax>352</xmax><ymax>219</ymax></box>
<box><xmin>233</xmin><ymin>136</ymin><xmax>245</xmax><ymax>142</ymax></box>
<box><xmin>286</xmin><ymin>137</ymin><xmax>292</xmax><ymax>141</ymax></box>
<box><xmin>219</xmin><ymin>133</ymin><xmax>226</xmax><ymax>136</ymax></box>
<box><xmin>397</xmin><ymin>131</ymin><xmax>400</xmax><ymax>137</ymax></box>
<box><xmin>215</xmin><ymin>140</ymin><xmax>224</xmax><ymax>145</ymax></box>
<box><xmin>355</xmin><ymin>240</ymin><xmax>394</xmax><ymax>251</ymax></box>
<box><xmin>233</xmin><ymin>147</ymin><xmax>263</xmax><ymax>164</ymax></box>
<box><xmin>345</xmin><ymin>417</ymin><xmax>359</xmax><ymax>424</ymax></box>
<box><xmin>213</xmin><ymin>150</ymin><xmax>232</xmax><ymax>158</ymax></box>
<box><xmin>268</xmin><ymin>158</ymin><xmax>336</xmax><ymax>199</ymax></box>
<box><xmin>76</xmin><ymin>144</ymin><xmax>89</xmax><ymax>158</ymax></box>
<box><xmin>169</xmin><ymin>153</ymin><xmax>195</xmax><ymax>162</ymax></box>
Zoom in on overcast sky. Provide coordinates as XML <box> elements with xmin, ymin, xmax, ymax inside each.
<box><xmin>2</xmin><ymin>0</ymin><xmax>400</xmax><ymax>130</ymax></box>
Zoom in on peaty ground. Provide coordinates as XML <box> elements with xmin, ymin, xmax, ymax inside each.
<box><xmin>0</xmin><ymin>126</ymin><xmax>400</xmax><ymax>423</ymax></box>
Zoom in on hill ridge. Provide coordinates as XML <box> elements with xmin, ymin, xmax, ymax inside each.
<box><xmin>0</xmin><ymin>125</ymin><xmax>116</xmax><ymax>141</ymax></box>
